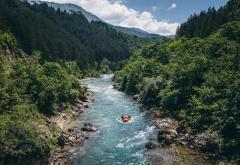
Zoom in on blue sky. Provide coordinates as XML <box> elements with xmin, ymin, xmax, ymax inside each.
<box><xmin>123</xmin><ymin>0</ymin><xmax>228</xmax><ymax>23</ymax></box>
<box><xmin>42</xmin><ymin>0</ymin><xmax>229</xmax><ymax>35</ymax></box>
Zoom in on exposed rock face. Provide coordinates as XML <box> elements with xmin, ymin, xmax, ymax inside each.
<box><xmin>155</xmin><ymin>119</ymin><xmax>178</xmax><ymax>147</ymax></box>
<box><xmin>150</xmin><ymin>108</ymin><xmax>226</xmax><ymax>163</ymax></box>
<box><xmin>50</xmin><ymin>129</ymin><xmax>85</xmax><ymax>165</ymax></box>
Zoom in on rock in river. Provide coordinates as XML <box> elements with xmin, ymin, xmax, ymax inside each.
<box><xmin>81</xmin><ymin>123</ymin><xmax>97</xmax><ymax>132</ymax></box>
<box><xmin>145</xmin><ymin>142</ymin><xmax>157</xmax><ymax>149</ymax></box>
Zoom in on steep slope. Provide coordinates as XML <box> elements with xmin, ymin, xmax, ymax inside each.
<box><xmin>0</xmin><ymin>0</ymin><xmax>131</xmax><ymax>68</ymax></box>
<box><xmin>0</xmin><ymin>30</ymin><xmax>87</xmax><ymax>164</ymax></box>
<box><xmin>28</xmin><ymin>0</ymin><xmax>165</xmax><ymax>39</ymax></box>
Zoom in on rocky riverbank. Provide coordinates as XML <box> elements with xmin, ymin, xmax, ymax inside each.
<box><xmin>146</xmin><ymin>108</ymin><xmax>234</xmax><ymax>165</ymax></box>
<box><xmin>121</xmin><ymin>91</ymin><xmax>235</xmax><ymax>165</ymax></box>
<box><xmin>49</xmin><ymin>90</ymin><xmax>94</xmax><ymax>165</ymax></box>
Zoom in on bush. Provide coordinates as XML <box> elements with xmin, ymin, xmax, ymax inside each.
<box><xmin>114</xmin><ymin>21</ymin><xmax>240</xmax><ymax>160</ymax></box>
<box><xmin>0</xmin><ymin>104</ymin><xmax>54</xmax><ymax>158</ymax></box>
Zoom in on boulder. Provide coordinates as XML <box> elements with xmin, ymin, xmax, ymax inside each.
<box><xmin>57</xmin><ymin>134</ymin><xmax>65</xmax><ymax>148</ymax></box>
<box><xmin>81</xmin><ymin>123</ymin><xmax>97</xmax><ymax>132</ymax></box>
<box><xmin>145</xmin><ymin>142</ymin><xmax>157</xmax><ymax>149</ymax></box>
<box><xmin>80</xmin><ymin>95</ymin><xmax>88</xmax><ymax>102</ymax></box>
<box><xmin>68</xmin><ymin>128</ymin><xmax>74</xmax><ymax>132</ymax></box>
<box><xmin>84</xmin><ymin>104</ymin><xmax>89</xmax><ymax>108</ymax></box>
<box><xmin>157</xmin><ymin>130</ymin><xmax>174</xmax><ymax>146</ymax></box>
<box><xmin>176</xmin><ymin>122</ymin><xmax>187</xmax><ymax>134</ymax></box>
<box><xmin>113</xmin><ymin>83</ymin><xmax>120</xmax><ymax>89</ymax></box>
<box><xmin>133</xmin><ymin>95</ymin><xmax>140</xmax><ymax>101</ymax></box>
<box><xmin>158</xmin><ymin>133</ymin><xmax>166</xmax><ymax>142</ymax></box>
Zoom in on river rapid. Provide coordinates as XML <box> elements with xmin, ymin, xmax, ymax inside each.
<box><xmin>71</xmin><ymin>75</ymin><xmax>211</xmax><ymax>165</ymax></box>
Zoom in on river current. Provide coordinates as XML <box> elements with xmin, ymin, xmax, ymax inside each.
<box><xmin>73</xmin><ymin>75</ymin><xmax>211</xmax><ymax>165</ymax></box>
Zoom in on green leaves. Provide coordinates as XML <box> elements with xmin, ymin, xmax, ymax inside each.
<box><xmin>0</xmin><ymin>31</ymin><xmax>85</xmax><ymax>160</ymax></box>
<box><xmin>0</xmin><ymin>104</ymin><xmax>54</xmax><ymax>158</ymax></box>
<box><xmin>114</xmin><ymin>20</ymin><xmax>240</xmax><ymax>160</ymax></box>
<box><xmin>176</xmin><ymin>0</ymin><xmax>240</xmax><ymax>38</ymax></box>
<box><xmin>0</xmin><ymin>32</ymin><xmax>17</xmax><ymax>50</ymax></box>
<box><xmin>0</xmin><ymin>0</ymin><xmax>131</xmax><ymax>69</ymax></box>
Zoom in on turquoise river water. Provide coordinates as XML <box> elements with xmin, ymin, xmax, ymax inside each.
<box><xmin>72</xmin><ymin>75</ymin><xmax>211</xmax><ymax>165</ymax></box>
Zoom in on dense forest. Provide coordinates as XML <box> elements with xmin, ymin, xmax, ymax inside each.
<box><xmin>114</xmin><ymin>0</ymin><xmax>240</xmax><ymax>162</ymax></box>
<box><xmin>176</xmin><ymin>0</ymin><xmax>240</xmax><ymax>38</ymax></box>
<box><xmin>0</xmin><ymin>0</ymin><xmax>116</xmax><ymax>163</ymax></box>
<box><xmin>0</xmin><ymin>31</ymin><xmax>88</xmax><ymax>163</ymax></box>
<box><xmin>0</xmin><ymin>0</ymin><xmax>132</xmax><ymax>69</ymax></box>
<box><xmin>1</xmin><ymin>0</ymin><xmax>240</xmax><ymax>164</ymax></box>
<box><xmin>0</xmin><ymin>0</ymin><xmax>159</xmax><ymax>163</ymax></box>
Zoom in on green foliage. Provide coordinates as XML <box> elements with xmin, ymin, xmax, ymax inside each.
<box><xmin>0</xmin><ymin>104</ymin><xmax>54</xmax><ymax>158</ymax></box>
<box><xmin>59</xmin><ymin>61</ymin><xmax>82</xmax><ymax>78</ymax></box>
<box><xmin>115</xmin><ymin>21</ymin><xmax>240</xmax><ymax>160</ymax></box>
<box><xmin>0</xmin><ymin>31</ymin><xmax>84</xmax><ymax>161</ymax></box>
<box><xmin>176</xmin><ymin>0</ymin><xmax>240</xmax><ymax>38</ymax></box>
<box><xmin>99</xmin><ymin>58</ymin><xmax>111</xmax><ymax>74</ymax></box>
<box><xmin>0</xmin><ymin>0</ymin><xmax>131</xmax><ymax>69</ymax></box>
<box><xmin>0</xmin><ymin>32</ymin><xmax>17</xmax><ymax>50</ymax></box>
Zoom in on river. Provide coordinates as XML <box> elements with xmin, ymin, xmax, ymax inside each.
<box><xmin>71</xmin><ymin>75</ymin><xmax>211</xmax><ymax>165</ymax></box>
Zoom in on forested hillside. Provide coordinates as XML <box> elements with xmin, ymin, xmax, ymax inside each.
<box><xmin>0</xmin><ymin>30</ymin><xmax>88</xmax><ymax>163</ymax></box>
<box><xmin>0</xmin><ymin>0</ymin><xmax>159</xmax><ymax>163</ymax></box>
<box><xmin>176</xmin><ymin>0</ymin><xmax>240</xmax><ymax>38</ymax></box>
<box><xmin>2</xmin><ymin>0</ymin><xmax>239</xmax><ymax>163</ymax></box>
<box><xmin>114</xmin><ymin>0</ymin><xmax>240</xmax><ymax>162</ymax></box>
<box><xmin>0</xmin><ymin>0</ymin><xmax>131</xmax><ymax>68</ymax></box>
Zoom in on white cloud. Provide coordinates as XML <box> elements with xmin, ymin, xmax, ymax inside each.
<box><xmin>40</xmin><ymin>0</ymin><xmax>179</xmax><ymax>35</ymax></box>
<box><xmin>168</xmin><ymin>3</ymin><xmax>177</xmax><ymax>10</ymax></box>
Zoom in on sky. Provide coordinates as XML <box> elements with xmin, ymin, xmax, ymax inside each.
<box><xmin>40</xmin><ymin>0</ymin><xmax>229</xmax><ymax>35</ymax></box>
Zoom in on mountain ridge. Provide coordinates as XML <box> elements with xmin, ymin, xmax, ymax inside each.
<box><xmin>27</xmin><ymin>0</ymin><xmax>166</xmax><ymax>39</ymax></box>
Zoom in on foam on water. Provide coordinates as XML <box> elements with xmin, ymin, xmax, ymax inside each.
<box><xmin>74</xmin><ymin>75</ymin><xmax>208</xmax><ymax>165</ymax></box>
<box><xmin>76</xmin><ymin>74</ymin><xmax>211</xmax><ymax>165</ymax></box>
<box><xmin>76</xmin><ymin>75</ymin><xmax>152</xmax><ymax>165</ymax></box>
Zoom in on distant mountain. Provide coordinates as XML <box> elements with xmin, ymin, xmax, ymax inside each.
<box><xmin>113</xmin><ymin>26</ymin><xmax>161</xmax><ymax>39</ymax></box>
<box><xmin>166</xmin><ymin>35</ymin><xmax>175</xmax><ymax>39</ymax></box>
<box><xmin>1</xmin><ymin>0</ymin><xmax>132</xmax><ymax>68</ymax></box>
<box><xmin>27</xmin><ymin>0</ymin><xmax>102</xmax><ymax>22</ymax></box>
<box><xmin>27</xmin><ymin>0</ymin><xmax>165</xmax><ymax>39</ymax></box>
<box><xmin>43</xmin><ymin>1</ymin><xmax>102</xmax><ymax>22</ymax></box>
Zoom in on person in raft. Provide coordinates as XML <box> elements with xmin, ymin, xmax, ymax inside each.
<box><xmin>121</xmin><ymin>115</ymin><xmax>131</xmax><ymax>122</ymax></box>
